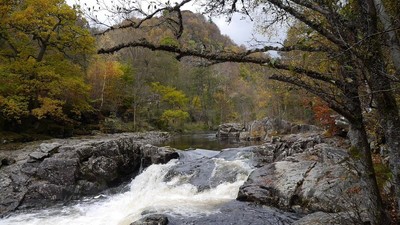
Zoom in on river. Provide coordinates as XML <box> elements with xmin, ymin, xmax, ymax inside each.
<box><xmin>160</xmin><ymin>132</ymin><xmax>261</xmax><ymax>150</ymax></box>
<box><xmin>0</xmin><ymin>134</ymin><xmax>295</xmax><ymax>225</ymax></box>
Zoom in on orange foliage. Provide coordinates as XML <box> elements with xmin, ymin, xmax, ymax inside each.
<box><xmin>307</xmin><ymin>98</ymin><xmax>338</xmax><ymax>134</ymax></box>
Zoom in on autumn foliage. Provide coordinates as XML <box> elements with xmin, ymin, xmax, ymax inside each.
<box><xmin>0</xmin><ymin>4</ymin><xmax>319</xmax><ymax>135</ymax></box>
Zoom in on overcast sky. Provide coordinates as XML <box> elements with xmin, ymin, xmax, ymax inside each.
<box><xmin>66</xmin><ymin>0</ymin><xmax>286</xmax><ymax>50</ymax></box>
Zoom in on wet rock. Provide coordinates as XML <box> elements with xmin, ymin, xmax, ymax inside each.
<box><xmin>24</xmin><ymin>182</ymin><xmax>73</xmax><ymax>202</ymax></box>
<box><xmin>164</xmin><ymin>156</ymin><xmax>217</xmax><ymax>191</ymax></box>
<box><xmin>167</xmin><ymin>201</ymin><xmax>299</xmax><ymax>225</ymax></box>
<box><xmin>0</xmin><ymin>132</ymin><xmax>175</xmax><ymax>217</ymax></box>
<box><xmin>131</xmin><ymin>214</ymin><xmax>169</xmax><ymax>225</ymax></box>
<box><xmin>0</xmin><ymin>168</ymin><xmax>28</xmax><ymax>216</ymax></box>
<box><xmin>141</xmin><ymin>145</ymin><xmax>180</xmax><ymax>169</ymax></box>
<box><xmin>165</xmin><ymin>148</ymin><xmax>252</xmax><ymax>191</ymax></box>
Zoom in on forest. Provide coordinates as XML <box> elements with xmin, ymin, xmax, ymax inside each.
<box><xmin>1</xmin><ymin>0</ymin><xmax>400</xmax><ymax>224</ymax></box>
<box><xmin>0</xmin><ymin>0</ymin><xmax>321</xmax><ymax>138</ymax></box>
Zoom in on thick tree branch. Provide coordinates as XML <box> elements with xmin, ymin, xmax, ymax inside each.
<box><xmin>245</xmin><ymin>44</ymin><xmax>334</xmax><ymax>54</ymax></box>
<box><xmin>98</xmin><ymin>39</ymin><xmax>344</xmax><ymax>87</ymax></box>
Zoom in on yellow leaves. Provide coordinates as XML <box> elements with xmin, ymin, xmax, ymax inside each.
<box><xmin>0</xmin><ymin>0</ymin><xmax>95</xmax><ymax>125</ymax></box>
<box><xmin>150</xmin><ymin>82</ymin><xmax>190</xmax><ymax>129</ymax></box>
<box><xmin>192</xmin><ymin>96</ymin><xmax>202</xmax><ymax>110</ymax></box>
<box><xmin>151</xmin><ymin>82</ymin><xmax>188</xmax><ymax>108</ymax></box>
<box><xmin>86</xmin><ymin>57</ymin><xmax>127</xmax><ymax>111</ymax></box>
<box><xmin>2</xmin><ymin>0</ymin><xmax>95</xmax><ymax>61</ymax></box>
<box><xmin>0</xmin><ymin>96</ymin><xmax>30</xmax><ymax>121</ymax></box>
<box><xmin>161</xmin><ymin>109</ymin><xmax>189</xmax><ymax>124</ymax></box>
<box><xmin>87</xmin><ymin>57</ymin><xmax>124</xmax><ymax>80</ymax></box>
<box><xmin>32</xmin><ymin>97</ymin><xmax>65</xmax><ymax>120</ymax></box>
<box><xmin>61</xmin><ymin>76</ymin><xmax>92</xmax><ymax>114</ymax></box>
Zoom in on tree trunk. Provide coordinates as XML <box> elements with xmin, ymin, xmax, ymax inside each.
<box><xmin>358</xmin><ymin>0</ymin><xmax>400</xmax><ymax>220</ymax></box>
<box><xmin>100</xmin><ymin>73</ymin><xmax>106</xmax><ymax>110</ymax></box>
<box><xmin>344</xmin><ymin>71</ymin><xmax>388</xmax><ymax>224</ymax></box>
<box><xmin>373</xmin><ymin>0</ymin><xmax>400</xmax><ymax>75</ymax></box>
<box><xmin>367</xmin><ymin>62</ymin><xmax>400</xmax><ymax>220</ymax></box>
<box><xmin>348</xmin><ymin>121</ymin><xmax>388</xmax><ymax>224</ymax></box>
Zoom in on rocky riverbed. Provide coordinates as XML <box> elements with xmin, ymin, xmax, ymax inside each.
<box><xmin>0</xmin><ymin>129</ymin><xmax>373</xmax><ymax>225</ymax></box>
<box><xmin>132</xmin><ymin>132</ymin><xmax>372</xmax><ymax>225</ymax></box>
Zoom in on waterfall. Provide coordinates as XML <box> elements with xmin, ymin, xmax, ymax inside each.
<box><xmin>0</xmin><ymin>150</ymin><xmax>253</xmax><ymax>225</ymax></box>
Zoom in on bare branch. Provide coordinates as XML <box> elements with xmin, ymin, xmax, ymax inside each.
<box><xmin>267</xmin><ymin>0</ymin><xmax>349</xmax><ymax>50</ymax></box>
<box><xmin>95</xmin><ymin>0</ymin><xmax>192</xmax><ymax>36</ymax></box>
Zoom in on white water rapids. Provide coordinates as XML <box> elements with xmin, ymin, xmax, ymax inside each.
<box><xmin>0</xmin><ymin>151</ymin><xmax>253</xmax><ymax>225</ymax></box>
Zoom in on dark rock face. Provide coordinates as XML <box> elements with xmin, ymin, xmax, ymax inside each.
<box><xmin>131</xmin><ymin>214</ymin><xmax>169</xmax><ymax>225</ymax></box>
<box><xmin>0</xmin><ymin>132</ymin><xmax>177</xmax><ymax>217</ymax></box>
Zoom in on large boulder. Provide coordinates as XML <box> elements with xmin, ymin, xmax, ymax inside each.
<box><xmin>248</xmin><ymin>120</ymin><xmax>267</xmax><ymax>141</ymax></box>
<box><xmin>264</xmin><ymin>117</ymin><xmax>293</xmax><ymax>136</ymax></box>
<box><xmin>216</xmin><ymin>123</ymin><xmax>244</xmax><ymax>139</ymax></box>
<box><xmin>0</xmin><ymin>132</ymin><xmax>177</xmax><ymax>217</ymax></box>
<box><xmin>237</xmin><ymin>132</ymin><xmax>371</xmax><ymax>224</ymax></box>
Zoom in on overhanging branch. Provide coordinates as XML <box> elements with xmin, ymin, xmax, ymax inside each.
<box><xmin>98</xmin><ymin>39</ymin><xmax>344</xmax><ymax>86</ymax></box>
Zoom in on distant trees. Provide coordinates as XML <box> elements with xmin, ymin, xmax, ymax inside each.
<box><xmin>93</xmin><ymin>10</ymin><xmax>302</xmax><ymax>131</ymax></box>
<box><xmin>0</xmin><ymin>1</ymin><xmax>302</xmax><ymax>135</ymax></box>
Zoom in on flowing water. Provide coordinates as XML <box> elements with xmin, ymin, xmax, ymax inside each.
<box><xmin>0</xmin><ymin>148</ymin><xmax>254</xmax><ymax>225</ymax></box>
<box><xmin>160</xmin><ymin>132</ymin><xmax>261</xmax><ymax>150</ymax></box>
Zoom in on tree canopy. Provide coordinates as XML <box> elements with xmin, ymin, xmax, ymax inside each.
<box><xmin>0</xmin><ymin>0</ymin><xmax>95</xmax><ymax>133</ymax></box>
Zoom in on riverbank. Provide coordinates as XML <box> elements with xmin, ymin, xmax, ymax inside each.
<box><xmin>0</xmin><ymin>132</ymin><xmax>176</xmax><ymax>217</ymax></box>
